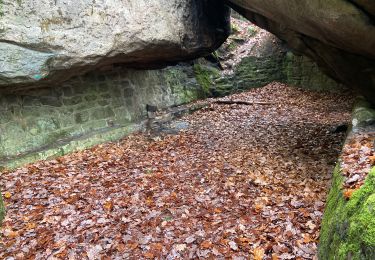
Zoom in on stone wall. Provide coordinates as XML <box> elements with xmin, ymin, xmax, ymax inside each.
<box><xmin>0</xmin><ymin>64</ymin><xmax>204</xmax><ymax>169</ymax></box>
<box><xmin>283</xmin><ymin>52</ymin><xmax>344</xmax><ymax>92</ymax></box>
<box><xmin>203</xmin><ymin>51</ymin><xmax>345</xmax><ymax>98</ymax></box>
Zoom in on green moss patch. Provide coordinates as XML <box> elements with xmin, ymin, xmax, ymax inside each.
<box><xmin>319</xmin><ymin>166</ymin><xmax>375</xmax><ymax>259</ymax></box>
<box><xmin>0</xmin><ymin>189</ymin><xmax>5</xmax><ymax>226</ymax></box>
<box><xmin>193</xmin><ymin>63</ymin><xmax>220</xmax><ymax>98</ymax></box>
<box><xmin>0</xmin><ymin>0</ymin><xmax>4</xmax><ymax>17</ymax></box>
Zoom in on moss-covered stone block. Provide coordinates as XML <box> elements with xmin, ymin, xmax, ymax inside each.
<box><xmin>193</xmin><ymin>62</ymin><xmax>220</xmax><ymax>97</ymax></box>
<box><xmin>319</xmin><ymin>167</ymin><xmax>375</xmax><ymax>259</ymax></box>
<box><xmin>282</xmin><ymin>52</ymin><xmax>344</xmax><ymax>92</ymax></box>
<box><xmin>352</xmin><ymin>98</ymin><xmax>375</xmax><ymax>128</ymax></box>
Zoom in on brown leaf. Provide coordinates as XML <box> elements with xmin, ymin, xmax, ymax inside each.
<box><xmin>303</xmin><ymin>234</ymin><xmax>313</xmax><ymax>243</ymax></box>
<box><xmin>116</xmin><ymin>243</ymin><xmax>126</xmax><ymax>253</ymax></box>
<box><xmin>254</xmin><ymin>203</ymin><xmax>264</xmax><ymax>213</ymax></box>
<box><xmin>150</xmin><ymin>243</ymin><xmax>163</xmax><ymax>251</ymax></box>
<box><xmin>214</xmin><ymin>208</ymin><xmax>222</xmax><ymax>213</ymax></box>
<box><xmin>26</xmin><ymin>222</ymin><xmax>37</xmax><ymax>230</ymax></box>
<box><xmin>127</xmin><ymin>243</ymin><xmax>139</xmax><ymax>250</ymax></box>
<box><xmin>103</xmin><ymin>200</ymin><xmax>114</xmax><ymax>212</ymax></box>
<box><xmin>369</xmin><ymin>155</ymin><xmax>375</xmax><ymax>166</ymax></box>
<box><xmin>144</xmin><ymin>252</ymin><xmax>154</xmax><ymax>259</ymax></box>
<box><xmin>254</xmin><ymin>247</ymin><xmax>265</xmax><ymax>260</ymax></box>
<box><xmin>343</xmin><ymin>188</ymin><xmax>356</xmax><ymax>200</ymax></box>
<box><xmin>200</xmin><ymin>240</ymin><xmax>212</xmax><ymax>249</ymax></box>
<box><xmin>237</xmin><ymin>237</ymin><xmax>252</xmax><ymax>245</ymax></box>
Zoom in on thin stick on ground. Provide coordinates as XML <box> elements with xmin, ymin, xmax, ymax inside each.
<box><xmin>214</xmin><ymin>100</ymin><xmax>273</xmax><ymax>105</ymax></box>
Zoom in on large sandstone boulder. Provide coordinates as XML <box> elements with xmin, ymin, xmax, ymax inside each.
<box><xmin>226</xmin><ymin>0</ymin><xmax>375</xmax><ymax>104</ymax></box>
<box><xmin>0</xmin><ymin>0</ymin><xmax>230</xmax><ymax>88</ymax></box>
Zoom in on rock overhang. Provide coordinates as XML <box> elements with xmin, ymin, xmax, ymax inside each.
<box><xmin>225</xmin><ymin>0</ymin><xmax>375</xmax><ymax>105</ymax></box>
<box><xmin>0</xmin><ymin>0</ymin><xmax>230</xmax><ymax>89</ymax></box>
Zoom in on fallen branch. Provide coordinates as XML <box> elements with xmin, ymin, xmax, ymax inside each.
<box><xmin>214</xmin><ymin>100</ymin><xmax>272</xmax><ymax>105</ymax></box>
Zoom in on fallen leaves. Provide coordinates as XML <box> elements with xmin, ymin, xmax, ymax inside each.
<box><xmin>343</xmin><ymin>188</ymin><xmax>357</xmax><ymax>200</ymax></box>
<box><xmin>200</xmin><ymin>240</ymin><xmax>213</xmax><ymax>249</ymax></box>
<box><xmin>228</xmin><ymin>240</ymin><xmax>238</xmax><ymax>251</ymax></box>
<box><xmin>0</xmin><ymin>83</ymin><xmax>354</xmax><ymax>259</ymax></box>
<box><xmin>25</xmin><ymin>222</ymin><xmax>36</xmax><ymax>230</ymax></box>
<box><xmin>175</xmin><ymin>243</ymin><xmax>187</xmax><ymax>252</ymax></box>
<box><xmin>369</xmin><ymin>155</ymin><xmax>375</xmax><ymax>166</ymax></box>
<box><xmin>103</xmin><ymin>200</ymin><xmax>114</xmax><ymax>212</ymax></box>
<box><xmin>341</xmin><ymin>132</ymin><xmax>375</xmax><ymax>192</ymax></box>
<box><xmin>254</xmin><ymin>247</ymin><xmax>265</xmax><ymax>260</ymax></box>
<box><xmin>303</xmin><ymin>234</ymin><xmax>314</xmax><ymax>244</ymax></box>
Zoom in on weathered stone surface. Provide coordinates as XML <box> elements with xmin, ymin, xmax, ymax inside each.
<box><xmin>207</xmin><ymin>32</ymin><xmax>344</xmax><ymax>97</ymax></box>
<box><xmin>0</xmin><ymin>61</ymin><xmax>208</xmax><ymax>169</ymax></box>
<box><xmin>0</xmin><ymin>0</ymin><xmax>229</xmax><ymax>87</ymax></box>
<box><xmin>226</xmin><ymin>0</ymin><xmax>375</xmax><ymax>104</ymax></box>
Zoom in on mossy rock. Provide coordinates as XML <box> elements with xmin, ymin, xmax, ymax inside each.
<box><xmin>193</xmin><ymin>63</ymin><xmax>220</xmax><ymax>98</ymax></box>
<box><xmin>352</xmin><ymin>98</ymin><xmax>375</xmax><ymax>128</ymax></box>
<box><xmin>319</xmin><ymin>167</ymin><xmax>375</xmax><ymax>259</ymax></box>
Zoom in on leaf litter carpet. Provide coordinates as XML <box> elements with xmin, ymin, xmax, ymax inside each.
<box><xmin>1</xmin><ymin>83</ymin><xmax>354</xmax><ymax>259</ymax></box>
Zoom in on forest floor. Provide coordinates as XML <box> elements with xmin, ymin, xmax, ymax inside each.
<box><xmin>0</xmin><ymin>83</ymin><xmax>355</xmax><ymax>259</ymax></box>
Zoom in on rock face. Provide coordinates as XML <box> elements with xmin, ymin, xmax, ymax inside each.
<box><xmin>0</xmin><ymin>0</ymin><xmax>230</xmax><ymax>88</ymax></box>
<box><xmin>226</xmin><ymin>0</ymin><xmax>375</xmax><ymax>104</ymax></box>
